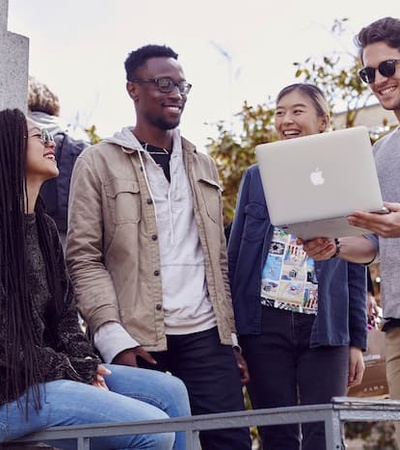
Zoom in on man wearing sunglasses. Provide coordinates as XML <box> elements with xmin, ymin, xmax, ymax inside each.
<box><xmin>66</xmin><ymin>44</ymin><xmax>251</xmax><ymax>450</ymax></box>
<box><xmin>302</xmin><ymin>15</ymin><xmax>400</xmax><ymax>444</ymax></box>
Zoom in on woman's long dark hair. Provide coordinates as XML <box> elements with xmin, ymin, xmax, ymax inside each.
<box><xmin>0</xmin><ymin>108</ymin><xmax>64</xmax><ymax>412</ymax></box>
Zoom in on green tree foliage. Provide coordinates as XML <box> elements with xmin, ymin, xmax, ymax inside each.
<box><xmin>85</xmin><ymin>124</ymin><xmax>102</xmax><ymax>144</ymax></box>
<box><xmin>208</xmin><ymin>102</ymin><xmax>276</xmax><ymax>223</ymax></box>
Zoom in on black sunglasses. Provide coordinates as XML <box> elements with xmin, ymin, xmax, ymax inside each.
<box><xmin>359</xmin><ymin>58</ymin><xmax>400</xmax><ymax>84</ymax></box>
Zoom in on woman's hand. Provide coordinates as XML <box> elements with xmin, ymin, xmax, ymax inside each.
<box><xmin>348</xmin><ymin>347</ymin><xmax>365</xmax><ymax>388</ymax></box>
<box><xmin>92</xmin><ymin>364</ymin><xmax>111</xmax><ymax>390</ymax></box>
<box><xmin>299</xmin><ymin>237</ymin><xmax>336</xmax><ymax>260</ymax></box>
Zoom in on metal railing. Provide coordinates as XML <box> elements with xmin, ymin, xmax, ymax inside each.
<box><xmin>12</xmin><ymin>396</ymin><xmax>400</xmax><ymax>450</ymax></box>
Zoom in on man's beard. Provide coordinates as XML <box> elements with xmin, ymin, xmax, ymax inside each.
<box><xmin>153</xmin><ymin>115</ymin><xmax>181</xmax><ymax>131</ymax></box>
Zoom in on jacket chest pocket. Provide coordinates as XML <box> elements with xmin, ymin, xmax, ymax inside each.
<box><xmin>243</xmin><ymin>203</ymin><xmax>268</xmax><ymax>242</ymax></box>
<box><xmin>105</xmin><ymin>179</ymin><xmax>141</xmax><ymax>224</ymax></box>
<box><xmin>198</xmin><ymin>178</ymin><xmax>222</xmax><ymax>224</ymax></box>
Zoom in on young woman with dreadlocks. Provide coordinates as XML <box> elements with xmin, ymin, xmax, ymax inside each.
<box><xmin>0</xmin><ymin>108</ymin><xmax>191</xmax><ymax>450</ymax></box>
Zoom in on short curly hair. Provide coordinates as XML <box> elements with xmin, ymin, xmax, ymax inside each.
<box><xmin>124</xmin><ymin>44</ymin><xmax>178</xmax><ymax>82</ymax></box>
<box><xmin>28</xmin><ymin>76</ymin><xmax>60</xmax><ymax>116</ymax></box>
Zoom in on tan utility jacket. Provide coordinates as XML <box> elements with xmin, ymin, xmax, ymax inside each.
<box><xmin>66</xmin><ymin>135</ymin><xmax>236</xmax><ymax>351</ymax></box>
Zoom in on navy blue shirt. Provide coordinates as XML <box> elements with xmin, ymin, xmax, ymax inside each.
<box><xmin>228</xmin><ymin>164</ymin><xmax>367</xmax><ymax>350</ymax></box>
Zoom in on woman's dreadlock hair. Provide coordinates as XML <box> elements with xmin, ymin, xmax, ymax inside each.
<box><xmin>0</xmin><ymin>108</ymin><xmax>64</xmax><ymax>413</ymax></box>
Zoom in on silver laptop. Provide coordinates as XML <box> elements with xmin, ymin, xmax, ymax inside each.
<box><xmin>255</xmin><ymin>126</ymin><xmax>386</xmax><ymax>240</ymax></box>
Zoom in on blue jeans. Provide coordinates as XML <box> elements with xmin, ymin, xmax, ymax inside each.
<box><xmin>138</xmin><ymin>327</ymin><xmax>251</xmax><ymax>450</ymax></box>
<box><xmin>240</xmin><ymin>307</ymin><xmax>349</xmax><ymax>450</ymax></box>
<box><xmin>0</xmin><ymin>364</ymin><xmax>191</xmax><ymax>450</ymax></box>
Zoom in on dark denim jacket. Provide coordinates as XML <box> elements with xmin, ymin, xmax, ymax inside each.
<box><xmin>228</xmin><ymin>164</ymin><xmax>367</xmax><ymax>350</ymax></box>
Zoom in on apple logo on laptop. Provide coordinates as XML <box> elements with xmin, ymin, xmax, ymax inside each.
<box><xmin>310</xmin><ymin>168</ymin><xmax>325</xmax><ymax>186</ymax></box>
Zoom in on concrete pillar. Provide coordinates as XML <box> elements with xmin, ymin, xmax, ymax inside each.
<box><xmin>0</xmin><ymin>0</ymin><xmax>29</xmax><ymax>112</ymax></box>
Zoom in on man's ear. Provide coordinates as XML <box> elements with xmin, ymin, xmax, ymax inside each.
<box><xmin>126</xmin><ymin>81</ymin><xmax>139</xmax><ymax>101</ymax></box>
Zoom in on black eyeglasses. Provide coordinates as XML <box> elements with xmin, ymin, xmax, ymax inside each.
<box><xmin>130</xmin><ymin>77</ymin><xmax>192</xmax><ymax>95</ymax></box>
<box><xmin>359</xmin><ymin>58</ymin><xmax>400</xmax><ymax>84</ymax></box>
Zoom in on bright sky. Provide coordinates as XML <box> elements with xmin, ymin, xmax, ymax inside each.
<box><xmin>7</xmin><ymin>0</ymin><xmax>400</xmax><ymax>147</ymax></box>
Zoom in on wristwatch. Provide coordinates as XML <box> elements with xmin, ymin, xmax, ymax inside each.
<box><xmin>330</xmin><ymin>238</ymin><xmax>341</xmax><ymax>258</ymax></box>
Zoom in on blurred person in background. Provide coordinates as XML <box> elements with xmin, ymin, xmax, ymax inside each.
<box><xmin>28</xmin><ymin>76</ymin><xmax>88</xmax><ymax>248</ymax></box>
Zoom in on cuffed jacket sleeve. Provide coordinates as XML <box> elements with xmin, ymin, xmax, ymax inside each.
<box><xmin>228</xmin><ymin>165</ymin><xmax>273</xmax><ymax>334</ymax></box>
<box><xmin>309</xmin><ymin>258</ymin><xmax>367</xmax><ymax>350</ymax></box>
<box><xmin>347</xmin><ymin>262</ymin><xmax>368</xmax><ymax>351</ymax></box>
<box><xmin>67</xmin><ymin>151</ymin><xmax>122</xmax><ymax>336</ymax></box>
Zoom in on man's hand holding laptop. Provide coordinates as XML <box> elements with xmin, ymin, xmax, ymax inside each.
<box><xmin>298</xmin><ymin>203</ymin><xmax>400</xmax><ymax>263</ymax></box>
<box><xmin>347</xmin><ymin>202</ymin><xmax>400</xmax><ymax>238</ymax></box>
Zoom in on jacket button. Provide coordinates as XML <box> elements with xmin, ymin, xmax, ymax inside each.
<box><xmin>154</xmin><ymin>270</ymin><xmax>160</xmax><ymax>276</ymax></box>
<box><xmin>151</xmin><ymin>234</ymin><xmax>158</xmax><ymax>241</ymax></box>
<box><xmin>147</xmin><ymin>198</ymin><xmax>152</xmax><ymax>205</ymax></box>
<box><xmin>155</xmin><ymin>304</ymin><xmax>162</xmax><ymax>311</ymax></box>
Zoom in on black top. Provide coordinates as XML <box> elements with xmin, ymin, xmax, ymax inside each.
<box><xmin>140</xmin><ymin>141</ymin><xmax>172</xmax><ymax>182</ymax></box>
